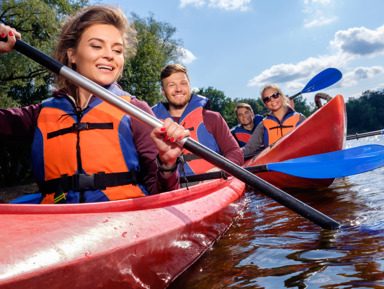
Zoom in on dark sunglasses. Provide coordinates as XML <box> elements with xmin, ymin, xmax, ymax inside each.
<box><xmin>262</xmin><ymin>92</ymin><xmax>280</xmax><ymax>103</ymax></box>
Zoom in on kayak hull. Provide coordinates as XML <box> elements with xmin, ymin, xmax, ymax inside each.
<box><xmin>0</xmin><ymin>178</ymin><xmax>246</xmax><ymax>289</ymax></box>
<box><xmin>248</xmin><ymin>94</ymin><xmax>346</xmax><ymax>188</ymax></box>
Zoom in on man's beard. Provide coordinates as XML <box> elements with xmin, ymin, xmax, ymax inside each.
<box><xmin>168</xmin><ymin>95</ymin><xmax>191</xmax><ymax>109</ymax></box>
<box><xmin>172</xmin><ymin>102</ymin><xmax>189</xmax><ymax>109</ymax></box>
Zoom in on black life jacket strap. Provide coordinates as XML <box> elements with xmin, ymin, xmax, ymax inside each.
<box><xmin>38</xmin><ymin>171</ymin><xmax>138</xmax><ymax>194</ymax></box>
<box><xmin>47</xmin><ymin>122</ymin><xmax>113</xmax><ymax>139</ymax></box>
<box><xmin>269</xmin><ymin>124</ymin><xmax>294</xmax><ymax>135</ymax></box>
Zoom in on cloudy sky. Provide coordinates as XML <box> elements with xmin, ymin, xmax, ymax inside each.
<box><xmin>95</xmin><ymin>0</ymin><xmax>384</xmax><ymax>104</ymax></box>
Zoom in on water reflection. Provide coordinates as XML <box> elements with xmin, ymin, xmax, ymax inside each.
<box><xmin>169</xmin><ymin>137</ymin><xmax>384</xmax><ymax>288</ymax></box>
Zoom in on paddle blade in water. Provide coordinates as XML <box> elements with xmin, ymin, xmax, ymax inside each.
<box><xmin>268</xmin><ymin>145</ymin><xmax>384</xmax><ymax>179</ymax></box>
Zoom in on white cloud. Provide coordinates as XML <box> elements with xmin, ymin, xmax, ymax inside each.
<box><xmin>330</xmin><ymin>25</ymin><xmax>384</xmax><ymax>57</ymax></box>
<box><xmin>178</xmin><ymin>47</ymin><xmax>197</xmax><ymax>64</ymax></box>
<box><xmin>248</xmin><ymin>24</ymin><xmax>384</xmax><ymax>96</ymax></box>
<box><xmin>305</xmin><ymin>0</ymin><xmax>331</xmax><ymax>4</ymax></box>
<box><xmin>208</xmin><ymin>0</ymin><xmax>251</xmax><ymax>11</ymax></box>
<box><xmin>304</xmin><ymin>16</ymin><xmax>337</xmax><ymax>28</ymax></box>
<box><xmin>372</xmin><ymin>83</ymin><xmax>384</xmax><ymax>92</ymax></box>
<box><xmin>180</xmin><ymin>0</ymin><xmax>205</xmax><ymax>8</ymax></box>
<box><xmin>340</xmin><ymin>66</ymin><xmax>384</xmax><ymax>87</ymax></box>
<box><xmin>303</xmin><ymin>0</ymin><xmax>336</xmax><ymax>28</ymax></box>
<box><xmin>247</xmin><ymin>55</ymin><xmax>340</xmax><ymax>88</ymax></box>
<box><xmin>179</xmin><ymin>0</ymin><xmax>251</xmax><ymax>11</ymax></box>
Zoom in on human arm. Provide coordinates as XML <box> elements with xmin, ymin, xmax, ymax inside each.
<box><xmin>130</xmin><ymin>98</ymin><xmax>188</xmax><ymax>194</ymax></box>
<box><xmin>0</xmin><ymin>104</ymin><xmax>41</xmax><ymax>143</ymax></box>
<box><xmin>203</xmin><ymin>110</ymin><xmax>244</xmax><ymax>166</ymax></box>
<box><xmin>242</xmin><ymin>121</ymin><xmax>265</xmax><ymax>156</ymax></box>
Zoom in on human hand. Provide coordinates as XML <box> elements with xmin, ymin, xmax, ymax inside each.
<box><xmin>150</xmin><ymin>118</ymin><xmax>190</xmax><ymax>173</ymax></box>
<box><xmin>0</xmin><ymin>24</ymin><xmax>21</xmax><ymax>54</ymax></box>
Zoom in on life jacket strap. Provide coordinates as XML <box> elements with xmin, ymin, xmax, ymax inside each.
<box><xmin>269</xmin><ymin>124</ymin><xmax>294</xmax><ymax>135</ymax></box>
<box><xmin>38</xmin><ymin>171</ymin><xmax>138</xmax><ymax>194</ymax></box>
<box><xmin>47</xmin><ymin>122</ymin><xmax>113</xmax><ymax>139</ymax></box>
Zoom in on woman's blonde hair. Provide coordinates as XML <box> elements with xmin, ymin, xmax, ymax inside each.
<box><xmin>53</xmin><ymin>5</ymin><xmax>137</xmax><ymax>97</ymax></box>
<box><xmin>260</xmin><ymin>84</ymin><xmax>290</xmax><ymax>109</ymax></box>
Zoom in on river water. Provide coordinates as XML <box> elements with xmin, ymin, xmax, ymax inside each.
<box><xmin>169</xmin><ymin>136</ymin><xmax>384</xmax><ymax>288</ymax></box>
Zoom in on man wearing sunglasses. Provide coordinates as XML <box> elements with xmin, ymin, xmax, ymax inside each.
<box><xmin>231</xmin><ymin>103</ymin><xmax>263</xmax><ymax>147</ymax></box>
<box><xmin>242</xmin><ymin>84</ymin><xmax>306</xmax><ymax>156</ymax></box>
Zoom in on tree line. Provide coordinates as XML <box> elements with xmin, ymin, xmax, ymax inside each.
<box><xmin>1</xmin><ymin>0</ymin><xmax>383</xmax><ymax>187</ymax></box>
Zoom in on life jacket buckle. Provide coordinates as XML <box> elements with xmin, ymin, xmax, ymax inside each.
<box><xmin>73</xmin><ymin>172</ymin><xmax>106</xmax><ymax>191</ymax></box>
<box><xmin>73</xmin><ymin>122</ymin><xmax>89</xmax><ymax>131</ymax></box>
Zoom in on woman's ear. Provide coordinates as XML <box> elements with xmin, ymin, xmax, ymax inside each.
<box><xmin>67</xmin><ymin>48</ymin><xmax>76</xmax><ymax>64</ymax></box>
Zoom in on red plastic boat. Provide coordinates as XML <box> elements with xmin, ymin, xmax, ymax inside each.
<box><xmin>247</xmin><ymin>94</ymin><xmax>346</xmax><ymax>188</ymax></box>
<box><xmin>0</xmin><ymin>178</ymin><xmax>246</xmax><ymax>289</ymax></box>
<box><xmin>0</xmin><ymin>95</ymin><xmax>346</xmax><ymax>288</ymax></box>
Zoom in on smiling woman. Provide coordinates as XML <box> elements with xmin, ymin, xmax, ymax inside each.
<box><xmin>0</xmin><ymin>5</ymin><xmax>190</xmax><ymax>204</ymax></box>
<box><xmin>66</xmin><ymin>24</ymin><xmax>125</xmax><ymax>108</ymax></box>
<box><xmin>242</xmin><ymin>84</ymin><xmax>306</xmax><ymax>156</ymax></box>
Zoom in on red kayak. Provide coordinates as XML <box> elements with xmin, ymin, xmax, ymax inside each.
<box><xmin>0</xmin><ymin>178</ymin><xmax>246</xmax><ymax>289</ymax></box>
<box><xmin>0</xmin><ymin>95</ymin><xmax>346</xmax><ymax>288</ymax></box>
<box><xmin>247</xmin><ymin>94</ymin><xmax>346</xmax><ymax>188</ymax></box>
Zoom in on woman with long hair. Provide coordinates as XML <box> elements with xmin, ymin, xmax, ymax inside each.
<box><xmin>0</xmin><ymin>5</ymin><xmax>189</xmax><ymax>203</ymax></box>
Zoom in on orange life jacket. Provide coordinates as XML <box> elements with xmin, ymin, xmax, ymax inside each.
<box><xmin>152</xmin><ymin>94</ymin><xmax>220</xmax><ymax>175</ymax></box>
<box><xmin>263</xmin><ymin>112</ymin><xmax>301</xmax><ymax>146</ymax></box>
<box><xmin>32</xmin><ymin>85</ymin><xmax>146</xmax><ymax>203</ymax></box>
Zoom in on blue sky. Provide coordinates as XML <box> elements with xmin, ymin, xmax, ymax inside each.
<box><xmin>93</xmin><ymin>0</ymin><xmax>384</xmax><ymax>104</ymax></box>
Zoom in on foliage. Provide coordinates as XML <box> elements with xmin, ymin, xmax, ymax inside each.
<box><xmin>233</xmin><ymin>97</ymin><xmax>264</xmax><ymax>114</ymax></box>
<box><xmin>346</xmin><ymin>89</ymin><xmax>384</xmax><ymax>134</ymax></box>
<box><xmin>198</xmin><ymin>86</ymin><xmax>238</xmax><ymax>128</ymax></box>
<box><xmin>120</xmin><ymin>12</ymin><xmax>184</xmax><ymax>107</ymax></box>
<box><xmin>0</xmin><ymin>0</ymin><xmax>87</xmax><ymax>187</ymax></box>
<box><xmin>292</xmin><ymin>95</ymin><xmax>316</xmax><ymax>117</ymax></box>
<box><xmin>0</xmin><ymin>0</ymin><xmax>88</xmax><ymax>107</ymax></box>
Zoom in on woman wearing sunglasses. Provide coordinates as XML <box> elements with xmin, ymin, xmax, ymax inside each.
<box><xmin>242</xmin><ymin>84</ymin><xmax>306</xmax><ymax>156</ymax></box>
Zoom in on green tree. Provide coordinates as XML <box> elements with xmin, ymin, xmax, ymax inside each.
<box><xmin>197</xmin><ymin>86</ymin><xmax>238</xmax><ymax>127</ymax></box>
<box><xmin>346</xmin><ymin>90</ymin><xmax>384</xmax><ymax>134</ymax></box>
<box><xmin>0</xmin><ymin>0</ymin><xmax>87</xmax><ymax>187</ymax></box>
<box><xmin>121</xmin><ymin>12</ymin><xmax>184</xmax><ymax>106</ymax></box>
<box><xmin>0</xmin><ymin>0</ymin><xmax>88</xmax><ymax>107</ymax></box>
<box><xmin>233</xmin><ymin>97</ymin><xmax>265</xmax><ymax>115</ymax></box>
<box><xmin>292</xmin><ymin>95</ymin><xmax>315</xmax><ymax>117</ymax></box>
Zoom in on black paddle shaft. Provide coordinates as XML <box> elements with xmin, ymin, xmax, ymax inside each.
<box><xmin>8</xmin><ymin>39</ymin><xmax>340</xmax><ymax>230</ymax></box>
<box><xmin>346</xmin><ymin>130</ymin><xmax>384</xmax><ymax>140</ymax></box>
<box><xmin>186</xmin><ymin>139</ymin><xmax>340</xmax><ymax>230</ymax></box>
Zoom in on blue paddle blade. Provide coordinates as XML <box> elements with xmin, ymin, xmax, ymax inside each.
<box><xmin>302</xmin><ymin>68</ymin><xmax>342</xmax><ymax>94</ymax></box>
<box><xmin>268</xmin><ymin>145</ymin><xmax>384</xmax><ymax>179</ymax></box>
<box><xmin>10</xmin><ymin>193</ymin><xmax>42</xmax><ymax>204</ymax></box>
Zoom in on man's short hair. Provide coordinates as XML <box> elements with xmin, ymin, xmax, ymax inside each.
<box><xmin>160</xmin><ymin>64</ymin><xmax>190</xmax><ymax>86</ymax></box>
<box><xmin>235</xmin><ymin>103</ymin><xmax>253</xmax><ymax>116</ymax></box>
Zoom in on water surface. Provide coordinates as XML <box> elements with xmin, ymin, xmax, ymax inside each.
<box><xmin>170</xmin><ymin>137</ymin><xmax>384</xmax><ymax>288</ymax></box>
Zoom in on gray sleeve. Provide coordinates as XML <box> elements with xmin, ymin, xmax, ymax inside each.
<box><xmin>241</xmin><ymin>121</ymin><xmax>264</xmax><ymax>156</ymax></box>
